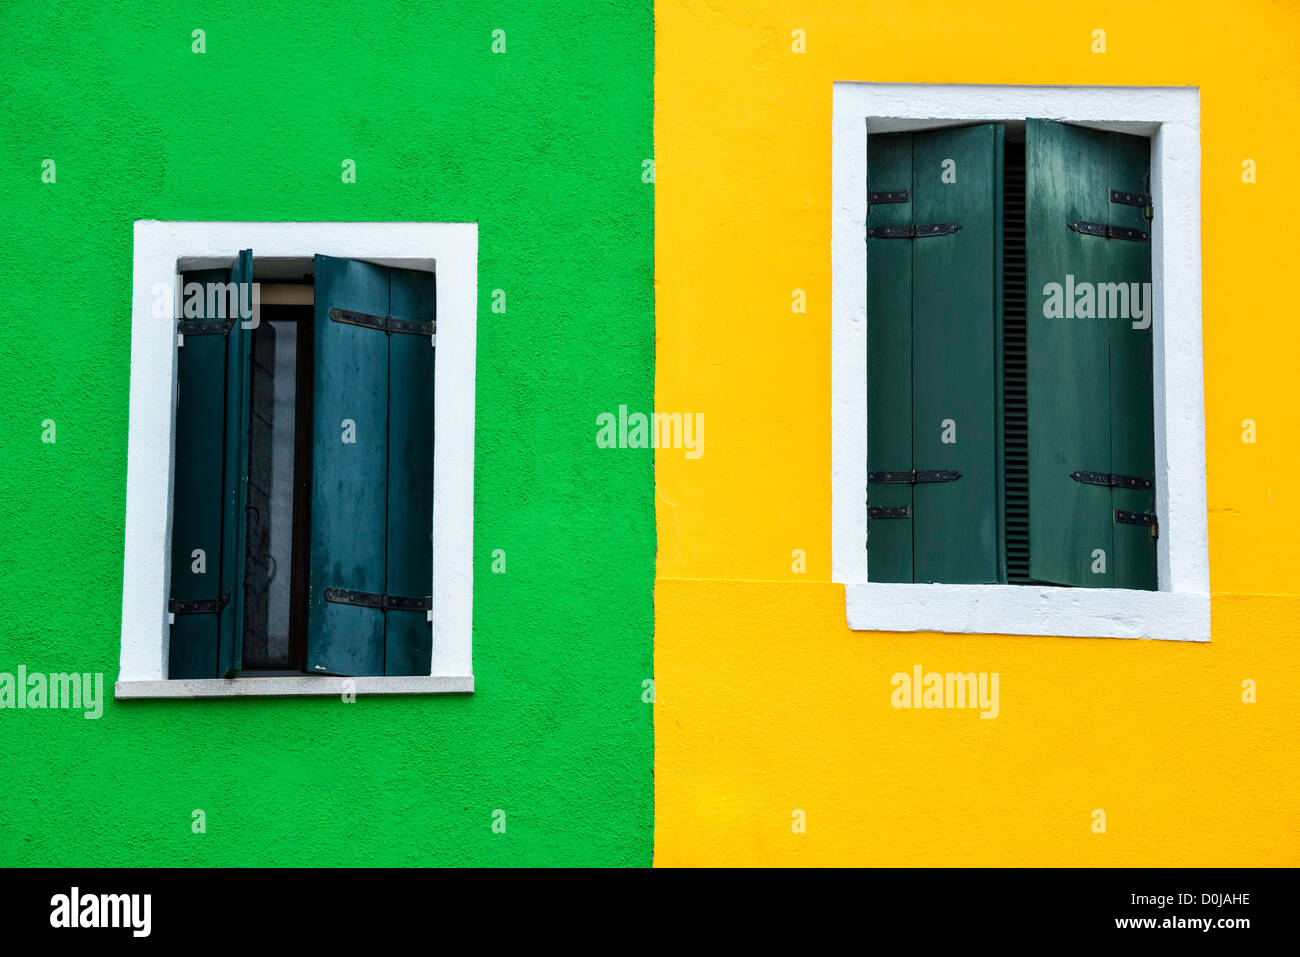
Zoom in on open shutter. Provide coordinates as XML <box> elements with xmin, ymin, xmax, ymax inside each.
<box><xmin>218</xmin><ymin>249</ymin><xmax>254</xmax><ymax>676</ymax></box>
<box><xmin>1025</xmin><ymin>120</ymin><xmax>1156</xmax><ymax>588</ymax></box>
<box><xmin>169</xmin><ymin>268</ymin><xmax>230</xmax><ymax>678</ymax></box>
<box><xmin>306</xmin><ymin>256</ymin><xmax>435</xmax><ymax>676</ymax></box>
<box><xmin>1106</xmin><ymin>134</ymin><xmax>1158</xmax><ymax>590</ymax></box>
<box><xmin>867</xmin><ymin>124</ymin><xmax>1004</xmax><ymax>583</ymax></box>
<box><xmin>168</xmin><ymin>250</ymin><xmax>254</xmax><ymax>678</ymax></box>
<box><xmin>307</xmin><ymin>256</ymin><xmax>389</xmax><ymax>676</ymax></box>
<box><xmin>385</xmin><ymin>270</ymin><xmax>436</xmax><ymax>675</ymax></box>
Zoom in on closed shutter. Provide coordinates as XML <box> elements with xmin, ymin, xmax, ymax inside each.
<box><xmin>168</xmin><ymin>250</ymin><xmax>254</xmax><ymax>678</ymax></box>
<box><xmin>1025</xmin><ymin>120</ymin><xmax>1156</xmax><ymax>589</ymax></box>
<box><xmin>866</xmin><ymin>133</ymin><xmax>914</xmax><ymax>582</ymax></box>
<box><xmin>306</xmin><ymin>256</ymin><xmax>435</xmax><ymax>676</ymax></box>
<box><xmin>867</xmin><ymin>124</ymin><xmax>1004</xmax><ymax>583</ymax></box>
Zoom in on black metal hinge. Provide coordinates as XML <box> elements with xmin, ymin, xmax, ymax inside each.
<box><xmin>869</xmin><ymin>470</ymin><xmax>962</xmax><ymax>485</ymax></box>
<box><xmin>1071</xmin><ymin>470</ymin><xmax>1154</xmax><ymax>491</ymax></box>
<box><xmin>1068</xmin><ymin>221</ymin><xmax>1149</xmax><ymax>242</ymax></box>
<box><xmin>1110</xmin><ymin>189</ymin><xmax>1151</xmax><ymax>209</ymax></box>
<box><xmin>868</xmin><ymin>189</ymin><xmax>910</xmax><ymax>204</ymax></box>
<box><xmin>1115</xmin><ymin>509</ymin><xmax>1159</xmax><ymax>539</ymax></box>
<box><xmin>324</xmin><ymin>587</ymin><xmax>431</xmax><ymax>612</ymax></box>
<box><xmin>329</xmin><ymin>308</ymin><xmax>435</xmax><ymax>338</ymax></box>
<box><xmin>867</xmin><ymin>223</ymin><xmax>961</xmax><ymax>239</ymax></box>
<box><xmin>169</xmin><ymin>591</ymin><xmax>230</xmax><ymax>616</ymax></box>
<box><xmin>868</xmin><ymin>505</ymin><xmax>910</xmax><ymax>519</ymax></box>
<box><xmin>1110</xmin><ymin>190</ymin><xmax>1153</xmax><ymax>220</ymax></box>
<box><xmin>177</xmin><ymin>318</ymin><xmax>236</xmax><ymax>337</ymax></box>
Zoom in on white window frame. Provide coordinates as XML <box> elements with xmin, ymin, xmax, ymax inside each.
<box><xmin>831</xmin><ymin>83</ymin><xmax>1209</xmax><ymax>642</ymax></box>
<box><xmin>116</xmin><ymin>221</ymin><xmax>477</xmax><ymax>697</ymax></box>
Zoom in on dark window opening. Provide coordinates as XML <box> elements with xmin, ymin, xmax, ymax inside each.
<box><xmin>1002</xmin><ymin>137</ymin><xmax>1029</xmax><ymax>584</ymax></box>
<box><xmin>240</xmin><ymin>299</ymin><xmax>314</xmax><ymax>673</ymax></box>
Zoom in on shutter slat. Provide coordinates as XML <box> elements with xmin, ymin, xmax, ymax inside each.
<box><xmin>866</xmin><ymin>133</ymin><xmax>914</xmax><ymax>581</ymax></box>
<box><xmin>384</xmin><ymin>268</ymin><xmax>436</xmax><ymax>675</ymax></box>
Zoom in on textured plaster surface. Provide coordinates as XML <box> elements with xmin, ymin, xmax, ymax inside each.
<box><xmin>0</xmin><ymin>1</ymin><xmax>652</xmax><ymax>866</ymax></box>
<box><xmin>654</xmin><ymin>0</ymin><xmax>1300</xmax><ymax>865</ymax></box>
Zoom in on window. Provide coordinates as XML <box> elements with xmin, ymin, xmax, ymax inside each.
<box><xmin>832</xmin><ymin>84</ymin><xmax>1209</xmax><ymax>641</ymax></box>
<box><xmin>866</xmin><ymin>120</ymin><xmax>1156</xmax><ymax>590</ymax></box>
<box><xmin>118</xmin><ymin>222</ymin><xmax>477</xmax><ymax>697</ymax></box>
<box><xmin>169</xmin><ymin>252</ymin><xmax>438</xmax><ymax>680</ymax></box>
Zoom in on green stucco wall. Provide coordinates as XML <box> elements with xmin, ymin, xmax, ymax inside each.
<box><xmin>0</xmin><ymin>1</ymin><xmax>653</xmax><ymax>866</ymax></box>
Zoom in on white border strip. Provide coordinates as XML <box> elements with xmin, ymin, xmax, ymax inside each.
<box><xmin>831</xmin><ymin>84</ymin><xmax>1208</xmax><ymax>641</ymax></box>
<box><xmin>121</xmin><ymin>221</ymin><xmax>477</xmax><ymax>691</ymax></box>
<box><xmin>115</xmin><ymin>675</ymin><xmax>473</xmax><ymax>699</ymax></box>
<box><xmin>846</xmin><ymin>584</ymin><xmax>1209</xmax><ymax>641</ymax></box>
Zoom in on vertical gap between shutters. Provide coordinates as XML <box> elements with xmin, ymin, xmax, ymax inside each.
<box><xmin>1003</xmin><ymin>140</ymin><xmax>1030</xmax><ymax>583</ymax></box>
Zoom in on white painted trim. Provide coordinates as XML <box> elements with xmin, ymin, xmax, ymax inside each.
<box><xmin>846</xmin><ymin>584</ymin><xmax>1209</xmax><ymax>642</ymax></box>
<box><xmin>831</xmin><ymin>83</ymin><xmax>1208</xmax><ymax>641</ymax></box>
<box><xmin>115</xmin><ymin>675</ymin><xmax>473</xmax><ymax>699</ymax></box>
<box><xmin>120</xmin><ymin>221</ymin><xmax>477</xmax><ymax>692</ymax></box>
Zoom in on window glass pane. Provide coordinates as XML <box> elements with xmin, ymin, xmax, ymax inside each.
<box><xmin>243</xmin><ymin>319</ymin><xmax>296</xmax><ymax>668</ymax></box>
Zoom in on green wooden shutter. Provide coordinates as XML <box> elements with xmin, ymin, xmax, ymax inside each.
<box><xmin>866</xmin><ymin>133</ymin><xmax>914</xmax><ymax>582</ymax></box>
<box><xmin>307</xmin><ymin>256</ymin><xmax>389</xmax><ymax>676</ymax></box>
<box><xmin>1025</xmin><ymin>120</ymin><xmax>1156</xmax><ymax>589</ymax></box>
<box><xmin>168</xmin><ymin>250</ymin><xmax>254</xmax><ymax>679</ymax></box>
<box><xmin>385</xmin><ymin>269</ymin><xmax>436</xmax><ymax>675</ymax></box>
<box><xmin>867</xmin><ymin>125</ymin><xmax>1004</xmax><ymax>583</ymax></box>
<box><xmin>1106</xmin><ymin>133</ymin><xmax>1158</xmax><ymax>590</ymax></box>
<box><xmin>218</xmin><ymin>249</ymin><xmax>254</xmax><ymax>676</ymax></box>
<box><xmin>306</xmin><ymin>256</ymin><xmax>435</xmax><ymax>676</ymax></box>
<box><xmin>169</xmin><ymin>267</ymin><xmax>229</xmax><ymax>679</ymax></box>
<box><xmin>911</xmin><ymin>124</ymin><xmax>1004</xmax><ymax>584</ymax></box>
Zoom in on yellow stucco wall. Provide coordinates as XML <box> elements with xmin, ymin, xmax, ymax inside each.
<box><xmin>654</xmin><ymin>0</ymin><xmax>1300</xmax><ymax>865</ymax></box>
